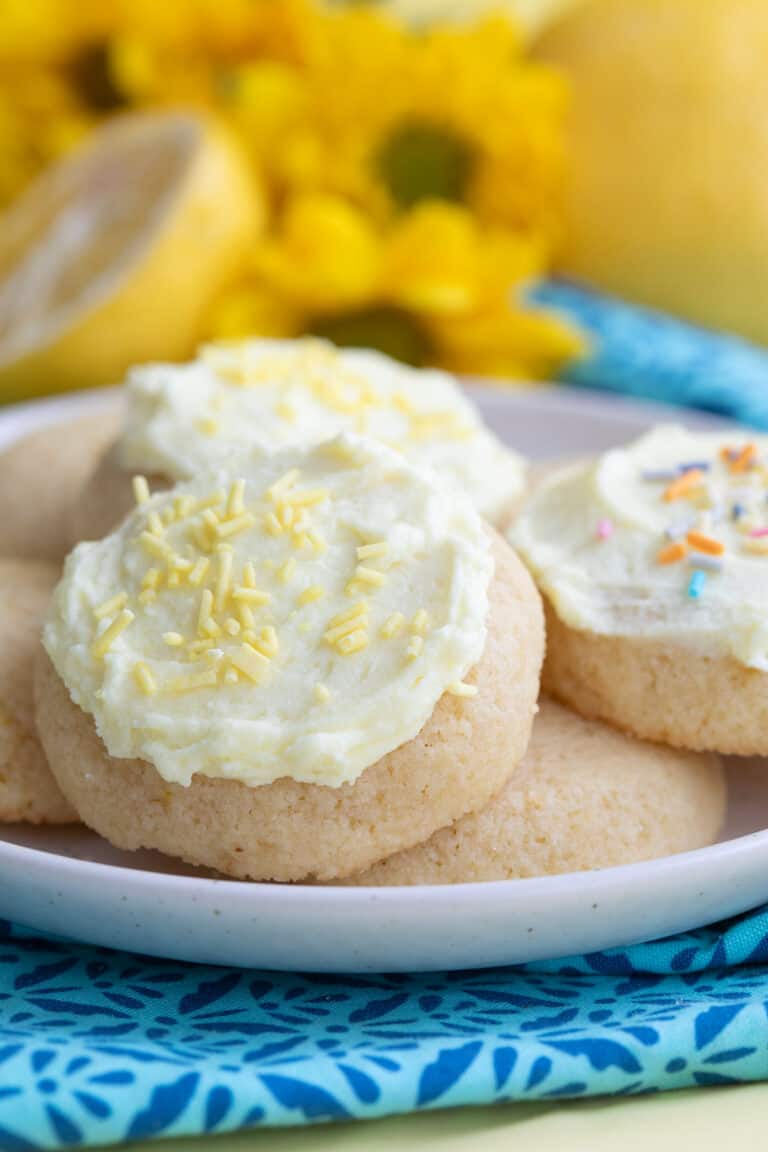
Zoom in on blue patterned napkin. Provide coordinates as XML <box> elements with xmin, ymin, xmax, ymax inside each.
<box><xmin>3</xmin><ymin>906</ymin><xmax>768</xmax><ymax>1149</ymax></box>
<box><xmin>530</xmin><ymin>280</ymin><xmax>768</xmax><ymax>429</ymax></box>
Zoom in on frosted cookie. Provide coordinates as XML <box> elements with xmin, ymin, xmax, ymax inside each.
<box><xmin>513</xmin><ymin>425</ymin><xmax>768</xmax><ymax>752</ymax></box>
<box><xmin>0</xmin><ymin>560</ymin><xmax>75</xmax><ymax>823</ymax></box>
<box><xmin>71</xmin><ymin>339</ymin><xmax>526</xmax><ymax>542</ymax></box>
<box><xmin>350</xmin><ymin>699</ymin><xmax>725</xmax><ymax>885</ymax></box>
<box><xmin>38</xmin><ymin>435</ymin><xmax>543</xmax><ymax>880</ymax></box>
<box><xmin>0</xmin><ymin>408</ymin><xmax>121</xmax><ymax>562</ymax></box>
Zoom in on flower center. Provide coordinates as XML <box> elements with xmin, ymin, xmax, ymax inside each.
<box><xmin>377</xmin><ymin>122</ymin><xmax>472</xmax><ymax>209</ymax></box>
<box><xmin>69</xmin><ymin>41</ymin><xmax>127</xmax><ymax>111</ymax></box>
<box><xmin>307</xmin><ymin>307</ymin><xmax>434</xmax><ymax>367</ymax></box>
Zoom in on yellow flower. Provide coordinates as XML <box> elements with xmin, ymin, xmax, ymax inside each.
<box><xmin>0</xmin><ymin>0</ymin><xmax>583</xmax><ymax>381</ymax></box>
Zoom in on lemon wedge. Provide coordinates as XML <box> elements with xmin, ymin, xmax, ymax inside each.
<box><xmin>0</xmin><ymin>112</ymin><xmax>262</xmax><ymax>403</ymax></box>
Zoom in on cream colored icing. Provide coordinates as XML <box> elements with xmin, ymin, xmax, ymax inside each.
<box><xmin>119</xmin><ymin>338</ymin><xmax>525</xmax><ymax>522</ymax></box>
<box><xmin>45</xmin><ymin>435</ymin><xmax>493</xmax><ymax>788</ymax></box>
<box><xmin>512</xmin><ymin>424</ymin><xmax>768</xmax><ymax>670</ymax></box>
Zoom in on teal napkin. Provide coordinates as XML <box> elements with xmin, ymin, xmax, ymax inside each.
<box><xmin>530</xmin><ymin>280</ymin><xmax>768</xmax><ymax>428</ymax></box>
<box><xmin>3</xmin><ymin>906</ymin><xmax>768</xmax><ymax>1149</ymax></box>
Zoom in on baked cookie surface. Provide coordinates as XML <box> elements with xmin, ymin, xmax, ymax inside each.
<box><xmin>0</xmin><ymin>560</ymin><xmax>75</xmax><ymax>823</ymax></box>
<box><xmin>350</xmin><ymin>699</ymin><xmax>726</xmax><ymax>886</ymax></box>
<box><xmin>0</xmin><ymin>408</ymin><xmax>121</xmax><ymax>562</ymax></box>
<box><xmin>513</xmin><ymin>425</ymin><xmax>768</xmax><ymax>752</ymax></box>
<box><xmin>73</xmin><ymin>338</ymin><xmax>526</xmax><ymax>541</ymax></box>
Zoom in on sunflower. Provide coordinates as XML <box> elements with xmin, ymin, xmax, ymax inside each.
<box><xmin>0</xmin><ymin>0</ymin><xmax>584</xmax><ymax>379</ymax></box>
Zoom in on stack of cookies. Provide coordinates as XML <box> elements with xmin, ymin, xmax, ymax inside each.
<box><xmin>0</xmin><ymin>340</ymin><xmax>730</xmax><ymax>883</ymax></box>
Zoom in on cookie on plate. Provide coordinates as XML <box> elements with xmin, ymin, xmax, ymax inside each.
<box><xmin>0</xmin><ymin>560</ymin><xmax>75</xmax><ymax>823</ymax></box>
<box><xmin>350</xmin><ymin>699</ymin><xmax>725</xmax><ymax>885</ymax></box>
<box><xmin>38</xmin><ymin>434</ymin><xmax>544</xmax><ymax>881</ymax></box>
<box><xmin>513</xmin><ymin>425</ymin><xmax>768</xmax><ymax>753</ymax></box>
<box><xmin>0</xmin><ymin>408</ymin><xmax>121</xmax><ymax>562</ymax></box>
<box><xmin>71</xmin><ymin>338</ymin><xmax>526</xmax><ymax>543</ymax></box>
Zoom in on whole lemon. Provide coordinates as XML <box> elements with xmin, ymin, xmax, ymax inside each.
<box><xmin>535</xmin><ymin>0</ymin><xmax>768</xmax><ymax>344</ymax></box>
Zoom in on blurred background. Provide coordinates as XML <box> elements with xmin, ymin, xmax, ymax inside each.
<box><xmin>2</xmin><ymin>0</ymin><xmax>768</xmax><ymax>425</ymax></box>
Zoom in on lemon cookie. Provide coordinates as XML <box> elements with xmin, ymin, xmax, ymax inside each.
<box><xmin>513</xmin><ymin>425</ymin><xmax>768</xmax><ymax>752</ymax></box>
<box><xmin>0</xmin><ymin>560</ymin><xmax>75</xmax><ymax>823</ymax></box>
<box><xmin>38</xmin><ymin>435</ymin><xmax>543</xmax><ymax>880</ymax></box>
<box><xmin>71</xmin><ymin>339</ymin><xmax>526</xmax><ymax>542</ymax></box>
<box><xmin>0</xmin><ymin>408</ymin><xmax>120</xmax><ymax>562</ymax></box>
<box><xmin>350</xmin><ymin>699</ymin><xmax>725</xmax><ymax>885</ymax></box>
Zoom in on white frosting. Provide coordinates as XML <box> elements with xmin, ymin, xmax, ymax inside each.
<box><xmin>119</xmin><ymin>339</ymin><xmax>525</xmax><ymax>522</ymax></box>
<box><xmin>513</xmin><ymin>424</ymin><xmax>768</xmax><ymax>670</ymax></box>
<box><xmin>45</xmin><ymin>435</ymin><xmax>493</xmax><ymax>788</ymax></box>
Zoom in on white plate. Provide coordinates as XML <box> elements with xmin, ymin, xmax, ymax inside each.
<box><xmin>0</xmin><ymin>385</ymin><xmax>764</xmax><ymax>974</ymax></box>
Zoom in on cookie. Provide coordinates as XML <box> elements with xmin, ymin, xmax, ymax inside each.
<box><xmin>37</xmin><ymin>438</ymin><xmax>544</xmax><ymax>880</ymax></box>
<box><xmin>350</xmin><ymin>699</ymin><xmax>725</xmax><ymax>885</ymax></box>
<box><xmin>0</xmin><ymin>407</ymin><xmax>121</xmax><ymax>562</ymax></box>
<box><xmin>72</xmin><ymin>338</ymin><xmax>526</xmax><ymax>542</ymax></box>
<box><xmin>513</xmin><ymin>426</ymin><xmax>768</xmax><ymax>753</ymax></box>
<box><xmin>0</xmin><ymin>560</ymin><xmax>75</xmax><ymax>823</ymax></box>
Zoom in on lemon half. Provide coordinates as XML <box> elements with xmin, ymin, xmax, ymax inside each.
<box><xmin>0</xmin><ymin>112</ymin><xmax>261</xmax><ymax>403</ymax></box>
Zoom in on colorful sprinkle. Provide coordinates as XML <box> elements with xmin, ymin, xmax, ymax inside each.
<box><xmin>687</xmin><ymin>570</ymin><xmax>707</xmax><ymax>599</ymax></box>
<box><xmin>685</xmin><ymin>530</ymin><xmax>724</xmax><ymax>556</ymax></box>
<box><xmin>657</xmin><ymin>541</ymin><xmax>688</xmax><ymax>565</ymax></box>
<box><xmin>688</xmin><ymin>553</ymin><xmax>723</xmax><ymax>572</ymax></box>
<box><xmin>663</xmin><ymin>469</ymin><xmax>705</xmax><ymax>503</ymax></box>
<box><xmin>749</xmin><ymin>527</ymin><xmax>768</xmax><ymax>538</ymax></box>
<box><xmin>596</xmin><ymin>518</ymin><xmax>614</xmax><ymax>540</ymax></box>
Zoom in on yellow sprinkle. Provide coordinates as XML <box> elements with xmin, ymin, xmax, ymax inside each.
<box><xmin>264</xmin><ymin>511</ymin><xmax>284</xmax><ymax>536</ymax></box>
<box><xmin>198</xmin><ymin>588</ymin><xmax>214</xmax><ymax>635</ymax></box>
<box><xmin>268</xmin><ymin>469</ymin><xmax>301</xmax><ymax>500</ymax></box>
<box><xmin>447</xmin><ymin>681</ymin><xmax>478</xmax><ymax>698</ymax></box>
<box><xmin>314</xmin><ymin>683</ymin><xmax>330</xmax><ymax>703</ymax></box>
<box><xmin>215</xmin><ymin>546</ymin><xmax>233</xmax><ymax>610</ymax></box>
<box><xmin>191</xmin><ymin>490</ymin><xmax>225</xmax><ymax>514</ymax></box>
<box><xmin>147</xmin><ymin>511</ymin><xmax>165</xmax><ymax>537</ymax></box>
<box><xmin>174</xmin><ymin>495</ymin><xmax>193</xmax><ymax>520</ymax></box>
<box><xmin>226</xmin><ymin>478</ymin><xmax>246</xmax><ymax>519</ymax></box>
<box><xmin>380</xmin><ymin>612</ymin><xmax>405</xmax><ymax>639</ymax></box>
<box><xmin>232</xmin><ymin>586</ymin><xmax>271</xmax><ymax>605</ymax></box>
<box><xmin>172</xmin><ymin>557</ymin><xmax>193</xmax><ymax>574</ymax></box>
<box><xmin>279</xmin><ymin>558</ymin><xmax>297</xmax><ymax>584</ymax></box>
<box><xmin>162</xmin><ymin>632</ymin><xmax>184</xmax><ymax>647</ymax></box>
<box><xmin>139</xmin><ymin>589</ymin><xmax>156</xmax><ymax>605</ymax></box>
<box><xmin>282</xmin><ymin>487</ymin><xmax>329</xmax><ymax>508</ymax></box>
<box><xmin>188</xmin><ymin>557</ymin><xmax>210</xmax><ymax>587</ymax></box>
<box><xmin>196</xmin><ymin>415</ymin><xmax>220</xmax><ymax>437</ymax></box>
<box><xmin>328</xmin><ymin>601</ymin><xmax>370</xmax><ymax>628</ymax></box>
<box><xmin>743</xmin><ymin>537</ymin><xmax>768</xmax><ymax>555</ymax></box>
<box><xmin>224</xmin><ymin>618</ymin><xmax>241</xmax><ymax>636</ymax></box>
<box><xmin>278</xmin><ymin>503</ymin><xmax>295</xmax><ymax>529</ymax></box>
<box><xmin>250</xmin><ymin>625</ymin><xmax>279</xmax><ymax>658</ymax></box>
<box><xmin>216</xmin><ymin>512</ymin><xmax>256</xmax><ymax>540</ymax></box>
<box><xmin>202</xmin><ymin>617</ymin><xmax>222</xmax><ymax>638</ymax></box>
<box><xmin>406</xmin><ymin>635</ymin><xmax>423</xmax><ymax>661</ymax></box>
<box><xmin>141</xmin><ymin>568</ymin><xmax>161</xmax><ymax>590</ymax></box>
<box><xmin>161</xmin><ymin>506</ymin><xmax>176</xmax><ymax>527</ymax></box>
<box><xmin>92</xmin><ymin>609</ymin><xmax>135</xmax><ymax>658</ymax></box>
<box><xmin>190</xmin><ymin>522</ymin><xmax>214</xmax><ymax>554</ymax></box>
<box><xmin>166</xmin><ymin>668</ymin><xmax>218</xmax><ymax>694</ymax></box>
<box><xmin>140</xmin><ymin>532</ymin><xmax>174</xmax><ymax>562</ymax></box>
<box><xmin>392</xmin><ymin>391</ymin><xmax>414</xmax><ymax>414</ymax></box>
<box><xmin>132</xmin><ymin>475</ymin><xmax>150</xmax><ymax>505</ymax></box>
<box><xmin>307</xmin><ymin>528</ymin><xmax>327</xmax><ymax>554</ymax></box>
<box><xmin>167</xmin><ymin>570</ymin><xmax>181</xmax><ymax>588</ymax></box>
<box><xmin>356</xmin><ymin>542</ymin><xmax>388</xmax><ymax>560</ymax></box>
<box><xmin>202</xmin><ymin>508</ymin><xmax>220</xmax><ymax>533</ymax></box>
<box><xmin>324</xmin><ymin>614</ymin><xmax>369</xmax><ymax>644</ymax></box>
<box><xmin>223</xmin><ymin>668</ymin><xmax>239</xmax><ymax>684</ymax></box>
<box><xmin>298</xmin><ymin>585</ymin><xmax>325</xmax><ymax>606</ymax></box>
<box><xmin>132</xmin><ymin>661</ymin><xmax>156</xmax><ymax>695</ymax></box>
<box><xmin>229</xmin><ymin>643</ymin><xmax>270</xmax><ymax>684</ymax></box>
<box><xmin>93</xmin><ymin>592</ymin><xmax>128</xmax><ymax>620</ymax></box>
<box><xmin>291</xmin><ymin>532</ymin><xmax>311</xmax><ymax>551</ymax></box>
<box><xmin>411</xmin><ymin>609</ymin><xmax>431</xmax><ymax>635</ymax></box>
<box><xmin>243</xmin><ymin>561</ymin><xmax>257</xmax><ymax>588</ymax></box>
<box><xmin>237</xmin><ymin>602</ymin><xmax>255</xmax><ymax>629</ymax></box>
<box><xmin>337</xmin><ymin>629</ymin><xmax>369</xmax><ymax>655</ymax></box>
<box><xmin>355</xmin><ymin>565</ymin><xmax>387</xmax><ymax>587</ymax></box>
